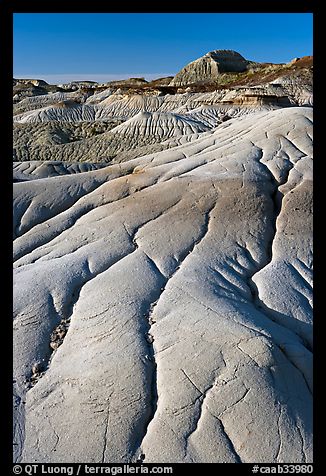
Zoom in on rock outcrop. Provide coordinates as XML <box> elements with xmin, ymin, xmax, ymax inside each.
<box><xmin>170</xmin><ymin>50</ymin><xmax>249</xmax><ymax>86</ymax></box>
<box><xmin>14</xmin><ymin>78</ymin><xmax>49</xmax><ymax>87</ymax></box>
<box><xmin>13</xmin><ymin>107</ymin><xmax>313</xmax><ymax>463</ymax></box>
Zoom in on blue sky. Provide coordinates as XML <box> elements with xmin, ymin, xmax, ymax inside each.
<box><xmin>13</xmin><ymin>13</ymin><xmax>313</xmax><ymax>84</ymax></box>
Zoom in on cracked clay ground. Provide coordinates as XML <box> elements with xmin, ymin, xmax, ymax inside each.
<box><xmin>13</xmin><ymin>107</ymin><xmax>312</xmax><ymax>463</ymax></box>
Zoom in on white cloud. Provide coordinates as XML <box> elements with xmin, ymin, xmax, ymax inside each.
<box><xmin>14</xmin><ymin>73</ymin><xmax>175</xmax><ymax>84</ymax></box>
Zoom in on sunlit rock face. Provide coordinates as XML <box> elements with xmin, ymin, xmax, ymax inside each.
<box><xmin>170</xmin><ymin>50</ymin><xmax>249</xmax><ymax>86</ymax></box>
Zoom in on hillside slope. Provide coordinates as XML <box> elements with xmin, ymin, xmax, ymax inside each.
<box><xmin>13</xmin><ymin>107</ymin><xmax>312</xmax><ymax>463</ymax></box>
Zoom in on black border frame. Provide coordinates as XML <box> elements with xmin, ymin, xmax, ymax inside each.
<box><xmin>2</xmin><ymin>2</ymin><xmax>320</xmax><ymax>473</ymax></box>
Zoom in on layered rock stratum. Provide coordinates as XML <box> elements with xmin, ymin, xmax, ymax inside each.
<box><xmin>13</xmin><ymin>50</ymin><xmax>313</xmax><ymax>464</ymax></box>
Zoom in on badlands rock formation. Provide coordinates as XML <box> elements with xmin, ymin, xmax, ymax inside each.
<box><xmin>13</xmin><ymin>52</ymin><xmax>312</xmax><ymax>165</ymax></box>
<box><xmin>170</xmin><ymin>50</ymin><xmax>249</xmax><ymax>86</ymax></box>
<box><xmin>13</xmin><ymin>51</ymin><xmax>313</xmax><ymax>464</ymax></box>
<box><xmin>12</xmin><ymin>91</ymin><xmax>301</xmax><ymax>164</ymax></box>
<box><xmin>13</xmin><ymin>106</ymin><xmax>312</xmax><ymax>463</ymax></box>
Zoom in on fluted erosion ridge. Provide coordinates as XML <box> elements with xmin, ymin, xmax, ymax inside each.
<box><xmin>13</xmin><ymin>107</ymin><xmax>313</xmax><ymax>463</ymax></box>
